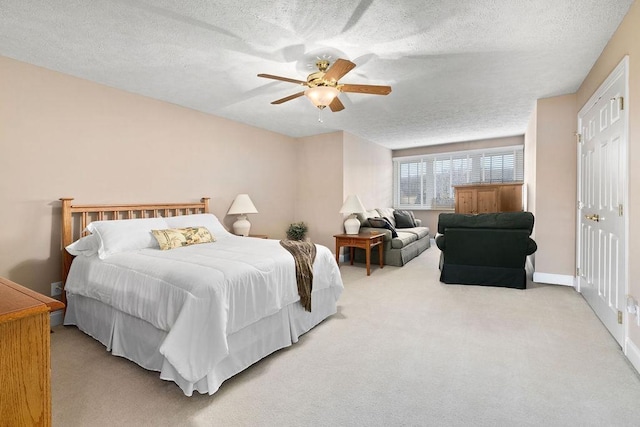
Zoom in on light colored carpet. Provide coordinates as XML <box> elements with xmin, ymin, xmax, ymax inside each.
<box><xmin>51</xmin><ymin>247</ymin><xmax>640</xmax><ymax>426</ymax></box>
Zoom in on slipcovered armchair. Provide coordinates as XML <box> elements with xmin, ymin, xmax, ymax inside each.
<box><xmin>436</xmin><ymin>212</ymin><xmax>537</xmax><ymax>289</ymax></box>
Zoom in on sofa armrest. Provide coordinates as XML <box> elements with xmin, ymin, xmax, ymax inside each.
<box><xmin>415</xmin><ymin>218</ymin><xmax>422</xmax><ymax>226</ymax></box>
<box><xmin>435</xmin><ymin>234</ymin><xmax>445</xmax><ymax>250</ymax></box>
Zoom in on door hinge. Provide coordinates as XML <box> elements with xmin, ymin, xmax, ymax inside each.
<box><xmin>576</xmin><ymin>267</ymin><xmax>580</xmax><ymax>277</ymax></box>
<box><xmin>611</xmin><ymin>96</ymin><xmax>624</xmax><ymax>110</ymax></box>
<box><xmin>618</xmin><ymin>310</ymin><xmax>623</xmax><ymax>324</ymax></box>
<box><xmin>575</xmin><ymin>133</ymin><xmax>583</xmax><ymax>144</ymax></box>
<box><xmin>618</xmin><ymin>204</ymin><xmax>623</xmax><ymax>216</ymax></box>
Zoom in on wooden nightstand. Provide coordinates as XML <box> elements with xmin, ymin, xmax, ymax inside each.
<box><xmin>334</xmin><ymin>232</ymin><xmax>385</xmax><ymax>276</ymax></box>
<box><xmin>0</xmin><ymin>277</ymin><xmax>65</xmax><ymax>426</ymax></box>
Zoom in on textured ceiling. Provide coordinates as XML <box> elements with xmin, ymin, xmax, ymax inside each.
<box><xmin>0</xmin><ymin>0</ymin><xmax>634</xmax><ymax>149</ymax></box>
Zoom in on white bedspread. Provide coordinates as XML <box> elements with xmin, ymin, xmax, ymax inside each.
<box><xmin>64</xmin><ymin>236</ymin><xmax>343</xmax><ymax>383</ymax></box>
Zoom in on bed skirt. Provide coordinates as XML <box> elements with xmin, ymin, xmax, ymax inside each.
<box><xmin>64</xmin><ymin>288</ymin><xmax>338</xmax><ymax>396</ymax></box>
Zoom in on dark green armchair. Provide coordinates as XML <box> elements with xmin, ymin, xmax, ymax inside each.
<box><xmin>436</xmin><ymin>212</ymin><xmax>537</xmax><ymax>289</ymax></box>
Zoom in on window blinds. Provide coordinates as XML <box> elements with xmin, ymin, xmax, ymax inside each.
<box><xmin>393</xmin><ymin>146</ymin><xmax>524</xmax><ymax>210</ymax></box>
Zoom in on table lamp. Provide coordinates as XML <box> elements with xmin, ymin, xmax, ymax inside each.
<box><xmin>227</xmin><ymin>194</ymin><xmax>258</xmax><ymax>236</ymax></box>
<box><xmin>339</xmin><ymin>195</ymin><xmax>366</xmax><ymax>234</ymax></box>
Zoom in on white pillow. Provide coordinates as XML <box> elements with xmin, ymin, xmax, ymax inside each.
<box><xmin>87</xmin><ymin>217</ymin><xmax>169</xmax><ymax>259</ymax></box>
<box><xmin>65</xmin><ymin>234</ymin><xmax>99</xmax><ymax>257</ymax></box>
<box><xmin>165</xmin><ymin>213</ymin><xmax>232</xmax><ymax>238</ymax></box>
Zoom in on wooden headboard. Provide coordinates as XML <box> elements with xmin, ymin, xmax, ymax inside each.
<box><xmin>59</xmin><ymin>197</ymin><xmax>210</xmax><ymax>304</ymax></box>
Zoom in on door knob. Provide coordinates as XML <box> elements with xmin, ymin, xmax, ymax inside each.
<box><xmin>585</xmin><ymin>214</ymin><xmax>600</xmax><ymax>222</ymax></box>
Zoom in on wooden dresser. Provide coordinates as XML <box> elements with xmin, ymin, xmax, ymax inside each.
<box><xmin>0</xmin><ymin>277</ymin><xmax>65</xmax><ymax>427</ymax></box>
<box><xmin>454</xmin><ymin>183</ymin><xmax>524</xmax><ymax>214</ymax></box>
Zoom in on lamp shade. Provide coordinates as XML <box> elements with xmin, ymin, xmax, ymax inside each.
<box><xmin>305</xmin><ymin>86</ymin><xmax>339</xmax><ymax>108</ymax></box>
<box><xmin>339</xmin><ymin>195</ymin><xmax>366</xmax><ymax>215</ymax></box>
<box><xmin>227</xmin><ymin>194</ymin><xmax>258</xmax><ymax>215</ymax></box>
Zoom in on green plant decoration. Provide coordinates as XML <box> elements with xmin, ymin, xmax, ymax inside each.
<box><xmin>286</xmin><ymin>222</ymin><xmax>308</xmax><ymax>241</ymax></box>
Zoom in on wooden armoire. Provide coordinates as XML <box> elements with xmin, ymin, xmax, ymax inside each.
<box><xmin>453</xmin><ymin>183</ymin><xmax>524</xmax><ymax>214</ymax></box>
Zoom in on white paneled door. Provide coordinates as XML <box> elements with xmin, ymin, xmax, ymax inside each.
<box><xmin>576</xmin><ymin>57</ymin><xmax>628</xmax><ymax>347</ymax></box>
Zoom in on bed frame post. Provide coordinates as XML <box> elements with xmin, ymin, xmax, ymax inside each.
<box><xmin>60</xmin><ymin>198</ymin><xmax>74</xmax><ymax>307</ymax></box>
<box><xmin>201</xmin><ymin>197</ymin><xmax>210</xmax><ymax>213</ymax></box>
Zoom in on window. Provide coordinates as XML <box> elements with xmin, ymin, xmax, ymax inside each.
<box><xmin>393</xmin><ymin>146</ymin><xmax>524</xmax><ymax>210</ymax></box>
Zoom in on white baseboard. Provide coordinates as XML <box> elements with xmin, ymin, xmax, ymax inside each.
<box><xmin>625</xmin><ymin>338</ymin><xmax>640</xmax><ymax>375</ymax></box>
<box><xmin>50</xmin><ymin>310</ymin><xmax>64</xmax><ymax>327</ymax></box>
<box><xmin>532</xmin><ymin>272</ymin><xmax>575</xmax><ymax>287</ymax></box>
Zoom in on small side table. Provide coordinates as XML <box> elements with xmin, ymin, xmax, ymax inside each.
<box><xmin>0</xmin><ymin>277</ymin><xmax>65</xmax><ymax>427</ymax></box>
<box><xmin>334</xmin><ymin>232</ymin><xmax>385</xmax><ymax>276</ymax></box>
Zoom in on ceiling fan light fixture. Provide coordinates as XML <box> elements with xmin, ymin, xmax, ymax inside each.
<box><xmin>304</xmin><ymin>86</ymin><xmax>339</xmax><ymax>109</ymax></box>
<box><xmin>259</xmin><ymin>58</ymin><xmax>391</xmax><ymax>112</ymax></box>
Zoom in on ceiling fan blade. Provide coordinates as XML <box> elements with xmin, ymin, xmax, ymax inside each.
<box><xmin>271</xmin><ymin>91</ymin><xmax>305</xmax><ymax>104</ymax></box>
<box><xmin>340</xmin><ymin>84</ymin><xmax>392</xmax><ymax>95</ymax></box>
<box><xmin>323</xmin><ymin>59</ymin><xmax>356</xmax><ymax>82</ymax></box>
<box><xmin>258</xmin><ymin>74</ymin><xmax>308</xmax><ymax>86</ymax></box>
<box><xmin>329</xmin><ymin>97</ymin><xmax>345</xmax><ymax>112</ymax></box>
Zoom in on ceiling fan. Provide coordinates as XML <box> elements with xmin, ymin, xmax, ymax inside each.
<box><xmin>257</xmin><ymin>58</ymin><xmax>391</xmax><ymax>112</ymax></box>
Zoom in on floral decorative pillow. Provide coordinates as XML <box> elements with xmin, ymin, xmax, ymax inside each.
<box><xmin>164</xmin><ymin>214</ymin><xmax>232</xmax><ymax>238</ymax></box>
<box><xmin>151</xmin><ymin>226</ymin><xmax>215</xmax><ymax>250</ymax></box>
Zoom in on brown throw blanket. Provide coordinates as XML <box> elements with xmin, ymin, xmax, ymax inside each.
<box><xmin>279</xmin><ymin>239</ymin><xmax>316</xmax><ymax>312</ymax></box>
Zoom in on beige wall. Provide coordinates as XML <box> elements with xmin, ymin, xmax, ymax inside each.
<box><xmin>393</xmin><ymin>135</ymin><xmax>525</xmax><ymax>234</ymax></box>
<box><xmin>342</xmin><ymin>132</ymin><xmax>392</xmax><ymax>209</ymax></box>
<box><xmin>0</xmin><ymin>56</ymin><xmax>299</xmax><ymax>296</ymax></box>
<box><xmin>294</xmin><ymin>131</ymin><xmax>393</xmax><ymax>253</ymax></box>
<box><xmin>295</xmin><ymin>132</ymin><xmax>345</xmax><ymax>251</ymax></box>
<box><xmin>576</xmin><ymin>0</ymin><xmax>640</xmax><ymax>346</ymax></box>
<box><xmin>531</xmin><ymin>94</ymin><xmax>577</xmax><ymax>277</ymax></box>
<box><xmin>523</xmin><ymin>102</ymin><xmax>537</xmax><ymax>267</ymax></box>
<box><xmin>524</xmin><ymin>103</ymin><xmax>537</xmax><ymax>220</ymax></box>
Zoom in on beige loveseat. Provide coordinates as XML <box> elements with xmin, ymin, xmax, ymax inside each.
<box><xmin>353</xmin><ymin>208</ymin><xmax>431</xmax><ymax>266</ymax></box>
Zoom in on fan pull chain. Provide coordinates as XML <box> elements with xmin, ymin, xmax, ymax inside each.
<box><xmin>318</xmin><ymin>107</ymin><xmax>324</xmax><ymax>123</ymax></box>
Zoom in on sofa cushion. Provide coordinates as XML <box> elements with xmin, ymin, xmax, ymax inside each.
<box><xmin>366</xmin><ymin>209</ymin><xmax>380</xmax><ymax>218</ymax></box>
<box><xmin>356</xmin><ymin>209</ymin><xmax>381</xmax><ymax>227</ymax></box>
<box><xmin>394</xmin><ymin>210</ymin><xmax>417</xmax><ymax>228</ymax></box>
<box><xmin>391</xmin><ymin>231</ymin><xmax>418</xmax><ymax>249</ymax></box>
<box><xmin>368</xmin><ymin>217</ymin><xmax>398</xmax><ymax>238</ymax></box>
<box><xmin>376</xmin><ymin>208</ymin><xmax>396</xmax><ymax>227</ymax></box>
<box><xmin>399</xmin><ymin>226</ymin><xmax>430</xmax><ymax>239</ymax></box>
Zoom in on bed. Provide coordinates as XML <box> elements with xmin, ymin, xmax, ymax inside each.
<box><xmin>59</xmin><ymin>197</ymin><xmax>344</xmax><ymax>396</ymax></box>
